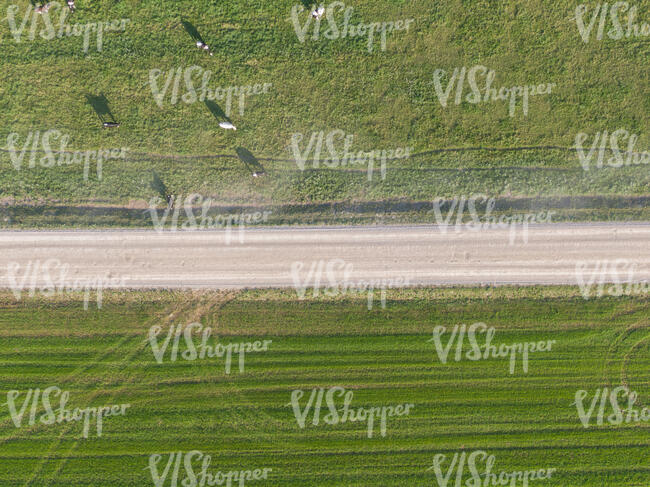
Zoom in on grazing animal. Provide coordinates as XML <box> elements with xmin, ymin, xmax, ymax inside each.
<box><xmin>311</xmin><ymin>6</ymin><xmax>325</xmax><ymax>19</ymax></box>
<box><xmin>34</xmin><ymin>3</ymin><xmax>52</xmax><ymax>14</ymax></box>
<box><xmin>219</xmin><ymin>121</ymin><xmax>237</xmax><ymax>130</ymax></box>
<box><xmin>196</xmin><ymin>41</ymin><xmax>214</xmax><ymax>56</ymax></box>
<box><xmin>67</xmin><ymin>0</ymin><xmax>75</xmax><ymax>12</ymax></box>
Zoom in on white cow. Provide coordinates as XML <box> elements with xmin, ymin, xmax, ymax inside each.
<box><xmin>219</xmin><ymin>121</ymin><xmax>237</xmax><ymax>130</ymax></box>
<box><xmin>311</xmin><ymin>6</ymin><xmax>325</xmax><ymax>19</ymax></box>
<box><xmin>34</xmin><ymin>3</ymin><xmax>52</xmax><ymax>14</ymax></box>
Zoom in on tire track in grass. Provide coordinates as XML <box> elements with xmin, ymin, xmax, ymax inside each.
<box><xmin>603</xmin><ymin>321</ymin><xmax>649</xmax><ymax>385</ymax></box>
<box><xmin>2</xmin><ymin>143</ymin><xmax>647</xmax><ymax>168</ymax></box>
<box><xmin>212</xmin><ymin>292</ymin><xmax>288</xmax><ymax>440</ymax></box>
<box><xmin>0</xmin><ymin>335</ymin><xmax>136</xmax><ymax>442</ymax></box>
<box><xmin>35</xmin><ymin>291</ymin><xmax>237</xmax><ymax>486</ymax></box>
<box><xmin>162</xmin><ymin>290</ymin><xmax>287</xmax><ymax>451</ymax></box>
<box><xmin>19</xmin><ymin>293</ymin><xmax>198</xmax><ymax>486</ymax></box>
<box><xmin>0</xmin><ymin>294</ymin><xmax>179</xmax><ymax>437</ymax></box>
<box><xmin>601</xmin><ymin>320</ymin><xmax>649</xmax><ymax>416</ymax></box>
<box><xmin>621</xmin><ymin>325</ymin><xmax>650</xmax><ymax>409</ymax></box>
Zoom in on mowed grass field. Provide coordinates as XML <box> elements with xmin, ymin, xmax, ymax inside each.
<box><xmin>0</xmin><ymin>0</ymin><xmax>649</xmax><ymax>226</ymax></box>
<box><xmin>0</xmin><ymin>287</ymin><xmax>647</xmax><ymax>486</ymax></box>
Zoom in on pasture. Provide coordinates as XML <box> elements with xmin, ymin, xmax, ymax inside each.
<box><xmin>0</xmin><ymin>1</ymin><xmax>648</xmax><ymax>226</ymax></box>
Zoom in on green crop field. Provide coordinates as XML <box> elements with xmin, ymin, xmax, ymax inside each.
<box><xmin>1</xmin><ymin>0</ymin><xmax>649</xmax><ymax>227</ymax></box>
<box><xmin>0</xmin><ymin>287</ymin><xmax>648</xmax><ymax>486</ymax></box>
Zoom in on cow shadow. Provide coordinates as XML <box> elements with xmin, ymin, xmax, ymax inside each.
<box><xmin>181</xmin><ymin>19</ymin><xmax>205</xmax><ymax>44</ymax></box>
<box><xmin>236</xmin><ymin>147</ymin><xmax>265</xmax><ymax>177</ymax></box>
<box><xmin>150</xmin><ymin>170</ymin><xmax>172</xmax><ymax>205</ymax></box>
<box><xmin>85</xmin><ymin>93</ymin><xmax>119</xmax><ymax>128</ymax></box>
<box><xmin>204</xmin><ymin>99</ymin><xmax>231</xmax><ymax>124</ymax></box>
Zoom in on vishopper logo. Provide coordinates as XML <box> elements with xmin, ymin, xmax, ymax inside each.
<box><xmin>429</xmin><ymin>195</ymin><xmax>556</xmax><ymax>245</ymax></box>
<box><xmin>426</xmin><ymin>450</ymin><xmax>557</xmax><ymax>487</ymax></box>
<box><xmin>575</xmin><ymin>128</ymin><xmax>650</xmax><ymax>170</ymax></box>
<box><xmin>5</xmin><ymin>259</ymin><xmax>128</xmax><ymax>309</ymax></box>
<box><xmin>146</xmin><ymin>194</ymin><xmax>271</xmax><ymax>242</ymax></box>
<box><xmin>575</xmin><ymin>259</ymin><xmax>649</xmax><ymax>299</ymax></box>
<box><xmin>286</xmin><ymin>386</ymin><xmax>414</xmax><ymax>438</ymax></box>
<box><xmin>147</xmin><ymin>66</ymin><xmax>272</xmax><ymax>114</ymax></box>
<box><xmin>432</xmin><ymin>65</ymin><xmax>556</xmax><ymax>117</ymax></box>
<box><xmin>2</xmin><ymin>386</ymin><xmax>130</xmax><ymax>439</ymax></box>
<box><xmin>5</xmin><ymin>130</ymin><xmax>129</xmax><ymax>181</ymax></box>
<box><xmin>428</xmin><ymin>322</ymin><xmax>556</xmax><ymax>375</ymax></box>
<box><xmin>289</xmin><ymin>2</ymin><xmax>415</xmax><ymax>53</ymax></box>
<box><xmin>290</xmin><ymin>130</ymin><xmax>412</xmax><ymax>181</ymax></box>
<box><xmin>147</xmin><ymin>322</ymin><xmax>272</xmax><ymax>374</ymax></box>
<box><xmin>146</xmin><ymin>451</ymin><xmax>272</xmax><ymax>487</ymax></box>
<box><xmin>3</xmin><ymin>2</ymin><xmax>130</xmax><ymax>53</ymax></box>
<box><xmin>573</xmin><ymin>387</ymin><xmax>650</xmax><ymax>428</ymax></box>
<box><xmin>575</xmin><ymin>3</ymin><xmax>650</xmax><ymax>42</ymax></box>
<box><xmin>290</xmin><ymin>258</ymin><xmax>409</xmax><ymax>309</ymax></box>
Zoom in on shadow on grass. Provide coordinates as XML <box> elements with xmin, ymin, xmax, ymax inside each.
<box><xmin>150</xmin><ymin>170</ymin><xmax>172</xmax><ymax>204</ymax></box>
<box><xmin>181</xmin><ymin>19</ymin><xmax>205</xmax><ymax>44</ymax></box>
<box><xmin>204</xmin><ymin>99</ymin><xmax>231</xmax><ymax>124</ymax></box>
<box><xmin>236</xmin><ymin>147</ymin><xmax>265</xmax><ymax>177</ymax></box>
<box><xmin>85</xmin><ymin>93</ymin><xmax>119</xmax><ymax>128</ymax></box>
<box><xmin>4</xmin><ymin>196</ymin><xmax>648</xmax><ymax>229</ymax></box>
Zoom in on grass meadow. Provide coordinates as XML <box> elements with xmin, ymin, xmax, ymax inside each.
<box><xmin>0</xmin><ymin>0</ymin><xmax>648</xmax><ymax>226</ymax></box>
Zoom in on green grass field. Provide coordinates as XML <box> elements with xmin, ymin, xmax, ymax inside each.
<box><xmin>0</xmin><ymin>0</ymin><xmax>648</xmax><ymax>227</ymax></box>
<box><xmin>0</xmin><ymin>287</ymin><xmax>648</xmax><ymax>486</ymax></box>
